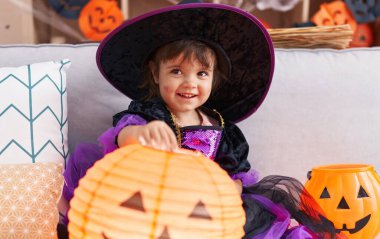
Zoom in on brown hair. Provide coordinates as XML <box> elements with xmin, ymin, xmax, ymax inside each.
<box><xmin>140</xmin><ymin>39</ymin><xmax>226</xmax><ymax>100</ymax></box>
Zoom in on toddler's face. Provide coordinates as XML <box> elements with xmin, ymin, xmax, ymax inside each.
<box><xmin>154</xmin><ymin>53</ymin><xmax>214</xmax><ymax>114</ymax></box>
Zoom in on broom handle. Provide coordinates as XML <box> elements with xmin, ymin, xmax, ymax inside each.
<box><xmin>121</xmin><ymin>0</ymin><xmax>129</xmax><ymax>20</ymax></box>
<box><xmin>302</xmin><ymin>0</ymin><xmax>310</xmax><ymax>22</ymax></box>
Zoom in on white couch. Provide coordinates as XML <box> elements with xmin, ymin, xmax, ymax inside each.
<box><xmin>1</xmin><ymin>43</ymin><xmax>379</xmax><ymax>183</ymax></box>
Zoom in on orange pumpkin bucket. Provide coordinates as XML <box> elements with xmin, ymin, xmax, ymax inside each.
<box><xmin>78</xmin><ymin>0</ymin><xmax>124</xmax><ymax>41</ymax></box>
<box><xmin>68</xmin><ymin>144</ymin><xmax>245</xmax><ymax>239</ymax></box>
<box><xmin>305</xmin><ymin>164</ymin><xmax>380</xmax><ymax>239</ymax></box>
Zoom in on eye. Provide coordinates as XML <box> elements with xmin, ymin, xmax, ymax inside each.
<box><xmin>333</xmin><ymin>10</ymin><xmax>342</xmax><ymax>18</ymax></box>
<box><xmin>322</xmin><ymin>18</ymin><xmax>332</xmax><ymax>25</ymax></box>
<box><xmin>188</xmin><ymin>200</ymin><xmax>212</xmax><ymax>220</ymax></box>
<box><xmin>107</xmin><ymin>16</ymin><xmax>116</xmax><ymax>23</ymax></box>
<box><xmin>198</xmin><ymin>71</ymin><xmax>208</xmax><ymax>77</ymax></box>
<box><xmin>120</xmin><ymin>191</ymin><xmax>146</xmax><ymax>212</ymax></box>
<box><xmin>320</xmin><ymin>187</ymin><xmax>331</xmax><ymax>199</ymax></box>
<box><xmin>95</xmin><ymin>7</ymin><xmax>104</xmax><ymax>14</ymax></box>
<box><xmin>170</xmin><ymin>69</ymin><xmax>182</xmax><ymax>75</ymax></box>
<box><xmin>358</xmin><ymin>186</ymin><xmax>369</xmax><ymax>198</ymax></box>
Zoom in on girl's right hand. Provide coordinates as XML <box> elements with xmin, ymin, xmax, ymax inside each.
<box><xmin>118</xmin><ymin>120</ymin><xmax>179</xmax><ymax>151</ymax></box>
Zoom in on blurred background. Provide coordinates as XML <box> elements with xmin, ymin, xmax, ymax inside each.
<box><xmin>1</xmin><ymin>0</ymin><xmax>380</xmax><ymax>47</ymax></box>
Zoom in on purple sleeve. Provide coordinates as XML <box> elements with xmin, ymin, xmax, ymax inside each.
<box><xmin>98</xmin><ymin>114</ymin><xmax>148</xmax><ymax>154</ymax></box>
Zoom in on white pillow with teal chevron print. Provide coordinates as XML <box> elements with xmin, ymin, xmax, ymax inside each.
<box><xmin>0</xmin><ymin>60</ymin><xmax>71</xmax><ymax>165</ymax></box>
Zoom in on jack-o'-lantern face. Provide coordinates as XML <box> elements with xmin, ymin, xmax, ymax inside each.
<box><xmin>305</xmin><ymin>164</ymin><xmax>380</xmax><ymax>239</ymax></box>
<box><xmin>312</xmin><ymin>1</ymin><xmax>357</xmax><ymax>31</ymax></box>
<box><xmin>68</xmin><ymin>145</ymin><xmax>245</xmax><ymax>239</ymax></box>
<box><xmin>101</xmin><ymin>191</ymin><xmax>219</xmax><ymax>239</ymax></box>
<box><xmin>78</xmin><ymin>0</ymin><xmax>124</xmax><ymax>41</ymax></box>
<box><xmin>350</xmin><ymin>23</ymin><xmax>373</xmax><ymax>47</ymax></box>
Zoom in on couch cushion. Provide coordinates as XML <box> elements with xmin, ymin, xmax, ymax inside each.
<box><xmin>0</xmin><ymin>44</ymin><xmax>131</xmax><ymax>159</ymax></box>
<box><xmin>0</xmin><ymin>59</ymin><xmax>70</xmax><ymax>164</ymax></box>
<box><xmin>0</xmin><ymin>162</ymin><xmax>63</xmax><ymax>238</ymax></box>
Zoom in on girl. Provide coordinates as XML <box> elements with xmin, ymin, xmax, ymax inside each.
<box><xmin>60</xmin><ymin>3</ymin><xmax>343</xmax><ymax>239</ymax></box>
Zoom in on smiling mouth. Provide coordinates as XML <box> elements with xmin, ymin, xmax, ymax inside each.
<box><xmin>320</xmin><ymin>214</ymin><xmax>371</xmax><ymax>234</ymax></box>
<box><xmin>177</xmin><ymin>93</ymin><xmax>197</xmax><ymax>98</ymax></box>
<box><xmin>336</xmin><ymin>214</ymin><xmax>371</xmax><ymax>234</ymax></box>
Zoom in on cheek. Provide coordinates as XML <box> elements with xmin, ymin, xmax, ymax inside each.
<box><xmin>162</xmin><ymin>85</ymin><xmax>173</xmax><ymax>93</ymax></box>
<box><xmin>201</xmin><ymin>80</ymin><xmax>213</xmax><ymax>94</ymax></box>
<box><xmin>159</xmin><ymin>84</ymin><xmax>175</xmax><ymax>97</ymax></box>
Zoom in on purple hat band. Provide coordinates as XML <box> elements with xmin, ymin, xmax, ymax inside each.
<box><xmin>97</xmin><ymin>3</ymin><xmax>275</xmax><ymax>123</ymax></box>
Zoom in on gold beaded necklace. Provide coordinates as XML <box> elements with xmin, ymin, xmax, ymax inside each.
<box><xmin>168</xmin><ymin>108</ymin><xmax>225</xmax><ymax>147</ymax></box>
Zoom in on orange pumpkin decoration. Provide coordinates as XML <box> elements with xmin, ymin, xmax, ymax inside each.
<box><xmin>68</xmin><ymin>144</ymin><xmax>245</xmax><ymax>239</ymax></box>
<box><xmin>78</xmin><ymin>0</ymin><xmax>124</xmax><ymax>41</ymax></box>
<box><xmin>305</xmin><ymin>164</ymin><xmax>380</xmax><ymax>239</ymax></box>
<box><xmin>350</xmin><ymin>23</ymin><xmax>374</xmax><ymax>47</ymax></box>
<box><xmin>312</xmin><ymin>1</ymin><xmax>357</xmax><ymax>32</ymax></box>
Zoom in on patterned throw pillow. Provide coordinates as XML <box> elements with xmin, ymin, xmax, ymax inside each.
<box><xmin>0</xmin><ymin>162</ymin><xmax>63</xmax><ymax>238</ymax></box>
<box><xmin>0</xmin><ymin>60</ymin><xmax>71</xmax><ymax>164</ymax></box>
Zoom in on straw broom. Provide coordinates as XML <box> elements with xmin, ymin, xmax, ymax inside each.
<box><xmin>267</xmin><ymin>24</ymin><xmax>354</xmax><ymax>49</ymax></box>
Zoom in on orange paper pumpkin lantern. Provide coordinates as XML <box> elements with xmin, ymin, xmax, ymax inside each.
<box><xmin>312</xmin><ymin>1</ymin><xmax>357</xmax><ymax>31</ymax></box>
<box><xmin>305</xmin><ymin>164</ymin><xmax>380</xmax><ymax>239</ymax></box>
<box><xmin>68</xmin><ymin>145</ymin><xmax>245</xmax><ymax>239</ymax></box>
<box><xmin>350</xmin><ymin>23</ymin><xmax>374</xmax><ymax>47</ymax></box>
<box><xmin>78</xmin><ymin>0</ymin><xmax>124</xmax><ymax>41</ymax></box>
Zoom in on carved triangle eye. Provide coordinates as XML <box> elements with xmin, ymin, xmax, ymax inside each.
<box><xmin>157</xmin><ymin>226</ymin><xmax>171</xmax><ymax>239</ymax></box>
<box><xmin>188</xmin><ymin>201</ymin><xmax>212</xmax><ymax>220</ymax></box>
<box><xmin>120</xmin><ymin>191</ymin><xmax>146</xmax><ymax>212</ymax></box>
<box><xmin>358</xmin><ymin>186</ymin><xmax>369</xmax><ymax>198</ymax></box>
<box><xmin>337</xmin><ymin>197</ymin><xmax>350</xmax><ymax>209</ymax></box>
<box><xmin>320</xmin><ymin>187</ymin><xmax>331</xmax><ymax>199</ymax></box>
<box><xmin>102</xmin><ymin>232</ymin><xmax>112</xmax><ymax>239</ymax></box>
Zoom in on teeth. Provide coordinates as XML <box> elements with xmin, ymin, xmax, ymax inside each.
<box><xmin>178</xmin><ymin>93</ymin><xmax>195</xmax><ymax>98</ymax></box>
<box><xmin>334</xmin><ymin>222</ymin><xmax>343</xmax><ymax>231</ymax></box>
<box><xmin>346</xmin><ymin>222</ymin><xmax>355</xmax><ymax>230</ymax></box>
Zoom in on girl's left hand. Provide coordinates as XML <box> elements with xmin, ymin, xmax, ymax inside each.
<box><xmin>118</xmin><ymin>120</ymin><xmax>178</xmax><ymax>151</ymax></box>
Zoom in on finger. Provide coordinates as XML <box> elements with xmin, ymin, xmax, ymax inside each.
<box><xmin>149</xmin><ymin>127</ymin><xmax>161</xmax><ymax>146</ymax></box>
<box><xmin>147</xmin><ymin>126</ymin><xmax>173</xmax><ymax>151</ymax></box>
<box><xmin>149</xmin><ymin>124</ymin><xmax>174</xmax><ymax>151</ymax></box>
<box><xmin>162</xmin><ymin>125</ymin><xmax>179</xmax><ymax>151</ymax></box>
<box><xmin>142</xmin><ymin>130</ymin><xmax>154</xmax><ymax>148</ymax></box>
<box><xmin>160</xmin><ymin>127</ymin><xmax>173</xmax><ymax>151</ymax></box>
<box><xmin>173</xmin><ymin>148</ymin><xmax>200</xmax><ymax>156</ymax></box>
<box><xmin>149</xmin><ymin>126</ymin><xmax>166</xmax><ymax>150</ymax></box>
<box><xmin>138</xmin><ymin>136</ymin><xmax>147</xmax><ymax>146</ymax></box>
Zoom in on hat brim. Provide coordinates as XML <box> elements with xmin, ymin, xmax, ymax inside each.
<box><xmin>97</xmin><ymin>3</ymin><xmax>274</xmax><ymax>123</ymax></box>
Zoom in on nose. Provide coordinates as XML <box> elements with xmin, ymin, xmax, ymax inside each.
<box><xmin>182</xmin><ymin>75</ymin><xmax>196</xmax><ymax>88</ymax></box>
<box><xmin>337</xmin><ymin>197</ymin><xmax>350</xmax><ymax>209</ymax></box>
<box><xmin>157</xmin><ymin>226</ymin><xmax>170</xmax><ymax>239</ymax></box>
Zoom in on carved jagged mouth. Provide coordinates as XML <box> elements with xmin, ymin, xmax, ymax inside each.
<box><xmin>336</xmin><ymin>214</ymin><xmax>371</xmax><ymax>234</ymax></box>
<box><xmin>319</xmin><ymin>214</ymin><xmax>371</xmax><ymax>234</ymax></box>
<box><xmin>102</xmin><ymin>226</ymin><xmax>171</xmax><ymax>239</ymax></box>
